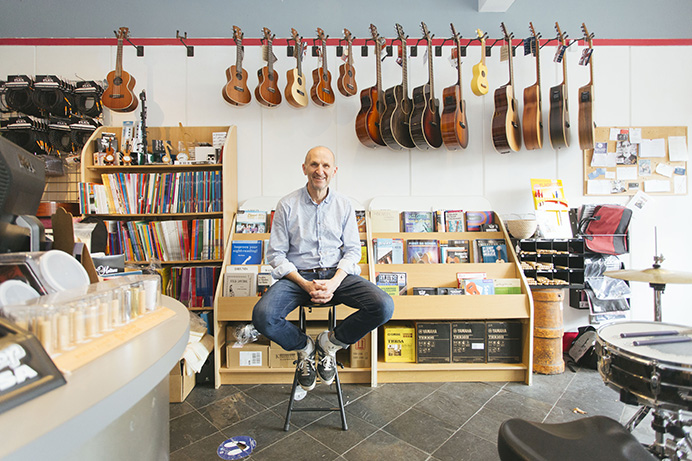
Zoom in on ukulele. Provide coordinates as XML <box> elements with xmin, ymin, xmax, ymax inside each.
<box><xmin>549</xmin><ymin>22</ymin><xmax>570</xmax><ymax>149</ymax></box>
<box><xmin>409</xmin><ymin>22</ymin><xmax>443</xmax><ymax>150</ymax></box>
<box><xmin>380</xmin><ymin>23</ymin><xmax>415</xmax><ymax>150</ymax></box>
<box><xmin>310</xmin><ymin>28</ymin><xmax>335</xmax><ymax>106</ymax></box>
<box><xmin>285</xmin><ymin>28</ymin><xmax>308</xmax><ymax>108</ymax></box>
<box><xmin>336</xmin><ymin>29</ymin><xmax>358</xmax><ymax>97</ymax></box>
<box><xmin>470</xmin><ymin>29</ymin><xmax>489</xmax><ymax>96</ymax></box>
<box><xmin>440</xmin><ymin>23</ymin><xmax>469</xmax><ymax>150</ymax></box>
<box><xmin>102</xmin><ymin>27</ymin><xmax>138</xmax><ymax>113</ymax></box>
<box><xmin>355</xmin><ymin>24</ymin><xmax>387</xmax><ymax>148</ymax></box>
<box><xmin>222</xmin><ymin>26</ymin><xmax>251</xmax><ymax>106</ymax></box>
<box><xmin>522</xmin><ymin>22</ymin><xmax>544</xmax><ymax>150</ymax></box>
<box><xmin>491</xmin><ymin>23</ymin><xmax>522</xmax><ymax>154</ymax></box>
<box><xmin>578</xmin><ymin>23</ymin><xmax>596</xmax><ymax>151</ymax></box>
<box><xmin>255</xmin><ymin>28</ymin><xmax>282</xmax><ymax>107</ymax></box>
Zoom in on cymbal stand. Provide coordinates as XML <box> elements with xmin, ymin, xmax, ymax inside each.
<box><xmin>651</xmin><ymin>254</ymin><xmax>665</xmax><ymax>322</ymax></box>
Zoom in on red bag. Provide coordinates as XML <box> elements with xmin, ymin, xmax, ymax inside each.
<box><xmin>579</xmin><ymin>205</ymin><xmax>632</xmax><ymax>255</ymax></box>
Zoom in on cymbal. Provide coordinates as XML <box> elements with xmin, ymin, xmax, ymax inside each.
<box><xmin>604</xmin><ymin>267</ymin><xmax>692</xmax><ymax>284</ymax></box>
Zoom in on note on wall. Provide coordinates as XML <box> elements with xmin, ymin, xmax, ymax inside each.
<box><xmin>668</xmin><ymin>136</ymin><xmax>689</xmax><ymax>162</ymax></box>
<box><xmin>640</xmin><ymin>138</ymin><xmax>666</xmax><ymax>158</ymax></box>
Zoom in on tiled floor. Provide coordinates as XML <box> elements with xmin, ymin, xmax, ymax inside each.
<box><xmin>169</xmin><ymin>365</ymin><xmax>657</xmax><ymax>460</ymax></box>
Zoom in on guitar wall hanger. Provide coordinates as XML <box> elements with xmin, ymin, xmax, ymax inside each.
<box><xmin>113</xmin><ymin>30</ymin><xmax>144</xmax><ymax>57</ymax></box>
<box><xmin>175</xmin><ymin>30</ymin><xmax>194</xmax><ymax>57</ymax></box>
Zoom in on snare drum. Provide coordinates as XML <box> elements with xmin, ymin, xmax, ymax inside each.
<box><xmin>596</xmin><ymin>321</ymin><xmax>692</xmax><ymax>411</ymax></box>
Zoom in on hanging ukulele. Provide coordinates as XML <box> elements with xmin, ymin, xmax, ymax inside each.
<box><xmin>310</xmin><ymin>28</ymin><xmax>335</xmax><ymax>106</ymax></box>
<box><xmin>549</xmin><ymin>22</ymin><xmax>570</xmax><ymax>150</ymax></box>
<box><xmin>578</xmin><ymin>23</ymin><xmax>596</xmax><ymax>151</ymax></box>
<box><xmin>255</xmin><ymin>28</ymin><xmax>282</xmax><ymax>107</ymax></box>
<box><xmin>337</xmin><ymin>29</ymin><xmax>358</xmax><ymax>97</ymax></box>
<box><xmin>355</xmin><ymin>24</ymin><xmax>387</xmax><ymax>148</ymax></box>
<box><xmin>440</xmin><ymin>22</ymin><xmax>469</xmax><ymax>150</ymax></box>
<box><xmin>285</xmin><ymin>28</ymin><xmax>308</xmax><ymax>108</ymax></box>
<box><xmin>409</xmin><ymin>22</ymin><xmax>442</xmax><ymax>150</ymax></box>
<box><xmin>102</xmin><ymin>27</ymin><xmax>138</xmax><ymax>113</ymax></box>
<box><xmin>491</xmin><ymin>23</ymin><xmax>521</xmax><ymax>153</ymax></box>
<box><xmin>470</xmin><ymin>29</ymin><xmax>489</xmax><ymax>96</ymax></box>
<box><xmin>522</xmin><ymin>22</ymin><xmax>544</xmax><ymax>151</ymax></box>
<box><xmin>222</xmin><ymin>25</ymin><xmax>251</xmax><ymax>106</ymax></box>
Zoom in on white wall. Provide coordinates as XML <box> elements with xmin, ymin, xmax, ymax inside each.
<box><xmin>2</xmin><ymin>39</ymin><xmax>690</xmax><ymax>329</ymax></box>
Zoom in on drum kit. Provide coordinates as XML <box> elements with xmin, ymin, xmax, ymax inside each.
<box><xmin>597</xmin><ymin>255</ymin><xmax>692</xmax><ymax>459</ymax></box>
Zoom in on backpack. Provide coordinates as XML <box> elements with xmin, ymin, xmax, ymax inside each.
<box><xmin>567</xmin><ymin>326</ymin><xmax>599</xmax><ymax>370</ymax></box>
<box><xmin>578</xmin><ymin>204</ymin><xmax>632</xmax><ymax>255</ymax></box>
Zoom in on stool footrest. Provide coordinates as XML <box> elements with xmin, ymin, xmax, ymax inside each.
<box><xmin>290</xmin><ymin>407</ymin><xmax>342</xmax><ymax>412</ymax></box>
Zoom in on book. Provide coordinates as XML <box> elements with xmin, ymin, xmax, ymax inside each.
<box><xmin>359</xmin><ymin>239</ymin><xmax>368</xmax><ymax>264</ymax></box>
<box><xmin>433</xmin><ymin>210</ymin><xmax>445</xmax><ymax>232</ymax></box>
<box><xmin>440</xmin><ymin>239</ymin><xmax>470</xmax><ymax>263</ymax></box>
<box><xmin>376</xmin><ymin>271</ymin><xmax>407</xmax><ymax>295</ymax></box>
<box><xmin>355</xmin><ymin>210</ymin><xmax>367</xmax><ymax>233</ymax></box>
<box><xmin>463</xmin><ymin>278</ymin><xmax>495</xmax><ymax>295</ymax></box>
<box><xmin>230</xmin><ymin>240</ymin><xmax>263</xmax><ymax>264</ymax></box>
<box><xmin>257</xmin><ymin>264</ymin><xmax>274</xmax><ymax>296</ymax></box>
<box><xmin>494</xmin><ymin>278</ymin><xmax>521</xmax><ymax>294</ymax></box>
<box><xmin>465</xmin><ymin>211</ymin><xmax>495</xmax><ymax>232</ymax></box>
<box><xmin>444</xmin><ymin>210</ymin><xmax>465</xmax><ymax>232</ymax></box>
<box><xmin>476</xmin><ymin>239</ymin><xmax>508</xmax><ymax>263</ymax></box>
<box><xmin>456</xmin><ymin>272</ymin><xmax>488</xmax><ymax>288</ymax></box>
<box><xmin>236</xmin><ymin>210</ymin><xmax>267</xmax><ymax>233</ymax></box>
<box><xmin>370</xmin><ymin>209</ymin><xmax>400</xmax><ymax>232</ymax></box>
<box><xmin>223</xmin><ymin>265</ymin><xmax>259</xmax><ymax>297</ymax></box>
<box><xmin>401</xmin><ymin>211</ymin><xmax>434</xmax><ymax>232</ymax></box>
<box><xmin>406</xmin><ymin>239</ymin><xmax>440</xmax><ymax>264</ymax></box>
<box><xmin>373</xmin><ymin>238</ymin><xmax>404</xmax><ymax>264</ymax></box>
<box><xmin>375</xmin><ymin>272</ymin><xmax>400</xmax><ymax>296</ymax></box>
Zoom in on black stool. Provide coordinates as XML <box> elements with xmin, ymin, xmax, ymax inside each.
<box><xmin>283</xmin><ymin>302</ymin><xmax>348</xmax><ymax>431</ymax></box>
<box><xmin>497</xmin><ymin>415</ymin><xmax>656</xmax><ymax>461</ymax></box>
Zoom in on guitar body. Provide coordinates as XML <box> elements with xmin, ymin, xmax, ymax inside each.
<box><xmin>222</xmin><ymin>65</ymin><xmax>251</xmax><ymax>106</ymax></box>
<box><xmin>255</xmin><ymin>67</ymin><xmax>282</xmax><ymax>107</ymax></box>
<box><xmin>440</xmin><ymin>84</ymin><xmax>469</xmax><ymax>150</ymax></box>
<box><xmin>355</xmin><ymin>86</ymin><xmax>385</xmax><ymax>147</ymax></box>
<box><xmin>548</xmin><ymin>84</ymin><xmax>570</xmax><ymax>149</ymax></box>
<box><xmin>522</xmin><ymin>83</ymin><xmax>543</xmax><ymax>150</ymax></box>
<box><xmin>285</xmin><ymin>68</ymin><xmax>308</xmax><ymax>108</ymax></box>
<box><xmin>337</xmin><ymin>63</ymin><xmax>357</xmax><ymax>97</ymax></box>
<box><xmin>491</xmin><ymin>85</ymin><xmax>522</xmax><ymax>153</ymax></box>
<box><xmin>410</xmin><ymin>84</ymin><xmax>442</xmax><ymax>149</ymax></box>
<box><xmin>310</xmin><ymin>67</ymin><xmax>335</xmax><ymax>106</ymax></box>
<box><xmin>381</xmin><ymin>85</ymin><xmax>414</xmax><ymax>149</ymax></box>
<box><xmin>103</xmin><ymin>69</ymin><xmax>138</xmax><ymax>112</ymax></box>
<box><xmin>578</xmin><ymin>83</ymin><xmax>595</xmax><ymax>150</ymax></box>
<box><xmin>470</xmin><ymin>62</ymin><xmax>489</xmax><ymax>96</ymax></box>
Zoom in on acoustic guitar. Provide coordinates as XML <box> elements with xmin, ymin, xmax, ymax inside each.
<box><xmin>522</xmin><ymin>22</ymin><xmax>543</xmax><ymax>150</ymax></box>
<box><xmin>549</xmin><ymin>22</ymin><xmax>570</xmax><ymax>149</ymax></box>
<box><xmin>102</xmin><ymin>27</ymin><xmax>138</xmax><ymax>113</ymax></box>
<box><xmin>355</xmin><ymin>24</ymin><xmax>387</xmax><ymax>148</ymax></box>
<box><xmin>470</xmin><ymin>29</ymin><xmax>489</xmax><ymax>96</ymax></box>
<box><xmin>310</xmin><ymin>28</ymin><xmax>335</xmax><ymax>106</ymax></box>
<box><xmin>440</xmin><ymin>23</ymin><xmax>469</xmax><ymax>150</ymax></box>
<box><xmin>337</xmin><ymin>29</ymin><xmax>358</xmax><ymax>97</ymax></box>
<box><xmin>491</xmin><ymin>23</ymin><xmax>522</xmax><ymax>153</ymax></box>
<box><xmin>285</xmin><ymin>28</ymin><xmax>308</xmax><ymax>108</ymax></box>
<box><xmin>409</xmin><ymin>22</ymin><xmax>442</xmax><ymax>150</ymax></box>
<box><xmin>380</xmin><ymin>24</ymin><xmax>415</xmax><ymax>150</ymax></box>
<box><xmin>578</xmin><ymin>23</ymin><xmax>596</xmax><ymax>151</ymax></box>
<box><xmin>255</xmin><ymin>28</ymin><xmax>282</xmax><ymax>107</ymax></box>
<box><xmin>222</xmin><ymin>25</ymin><xmax>251</xmax><ymax>106</ymax></box>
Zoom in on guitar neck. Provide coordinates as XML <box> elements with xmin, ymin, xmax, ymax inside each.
<box><xmin>267</xmin><ymin>40</ymin><xmax>274</xmax><ymax>73</ymax></box>
<box><xmin>455</xmin><ymin>41</ymin><xmax>463</xmax><ymax>94</ymax></box>
<box><xmin>347</xmin><ymin>42</ymin><xmax>353</xmax><ymax>67</ymax></box>
<box><xmin>507</xmin><ymin>39</ymin><xmax>515</xmax><ymax>88</ymax></box>
<box><xmin>401</xmin><ymin>39</ymin><xmax>409</xmax><ymax>96</ymax></box>
<box><xmin>480</xmin><ymin>39</ymin><xmax>486</xmax><ymax>65</ymax></box>
<box><xmin>375</xmin><ymin>43</ymin><xmax>383</xmax><ymax>99</ymax></box>
<box><xmin>235</xmin><ymin>43</ymin><xmax>243</xmax><ymax>72</ymax></box>
<box><xmin>115</xmin><ymin>37</ymin><xmax>124</xmax><ymax>78</ymax></box>
<box><xmin>561</xmin><ymin>50</ymin><xmax>568</xmax><ymax>87</ymax></box>
<box><xmin>321</xmin><ymin>40</ymin><xmax>329</xmax><ymax>76</ymax></box>
<box><xmin>535</xmin><ymin>39</ymin><xmax>541</xmax><ymax>88</ymax></box>
<box><xmin>426</xmin><ymin>38</ymin><xmax>434</xmax><ymax>95</ymax></box>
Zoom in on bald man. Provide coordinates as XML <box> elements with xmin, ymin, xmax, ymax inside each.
<box><xmin>252</xmin><ymin>146</ymin><xmax>394</xmax><ymax>391</ymax></box>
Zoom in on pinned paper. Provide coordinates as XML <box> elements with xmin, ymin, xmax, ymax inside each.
<box><xmin>587</xmin><ymin>180</ymin><xmax>611</xmax><ymax>195</ymax></box>
<box><xmin>640</xmin><ymin>138</ymin><xmax>666</xmax><ymax>158</ymax></box>
<box><xmin>605</xmin><ymin>171</ymin><xmax>616</xmax><ymax>179</ymax></box>
<box><xmin>639</xmin><ymin>159</ymin><xmax>652</xmax><ymax>175</ymax></box>
<box><xmin>626</xmin><ymin>190</ymin><xmax>653</xmax><ymax>216</ymax></box>
<box><xmin>655</xmin><ymin>162</ymin><xmax>674</xmax><ymax>178</ymax></box>
<box><xmin>674</xmin><ymin>175</ymin><xmax>687</xmax><ymax>194</ymax></box>
<box><xmin>588</xmin><ymin>168</ymin><xmax>605</xmax><ymax>179</ymax></box>
<box><xmin>617</xmin><ymin>166</ymin><xmax>638</xmax><ymax>180</ymax></box>
<box><xmin>610</xmin><ymin>128</ymin><xmax>626</xmax><ymax>141</ymax></box>
<box><xmin>668</xmin><ymin>136</ymin><xmax>689</xmax><ymax>162</ymax></box>
<box><xmin>628</xmin><ymin>128</ymin><xmax>642</xmax><ymax>143</ymax></box>
<box><xmin>644</xmin><ymin>180</ymin><xmax>671</xmax><ymax>193</ymax></box>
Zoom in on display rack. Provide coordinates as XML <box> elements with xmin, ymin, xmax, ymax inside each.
<box><xmin>517</xmin><ymin>238</ymin><xmax>585</xmax><ymax>288</ymax></box>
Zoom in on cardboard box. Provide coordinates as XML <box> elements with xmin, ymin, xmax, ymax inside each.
<box><xmin>416</xmin><ymin>322</ymin><xmax>451</xmax><ymax>363</ymax></box>
<box><xmin>269</xmin><ymin>349</ymin><xmax>296</xmax><ymax>368</ymax></box>
<box><xmin>486</xmin><ymin>321</ymin><xmax>523</xmax><ymax>363</ymax></box>
<box><xmin>350</xmin><ymin>333</ymin><xmax>371</xmax><ymax>368</ymax></box>
<box><xmin>451</xmin><ymin>321</ymin><xmax>487</xmax><ymax>363</ymax></box>
<box><xmin>226</xmin><ymin>343</ymin><xmax>270</xmax><ymax>368</ymax></box>
<box><xmin>382</xmin><ymin>324</ymin><xmax>416</xmax><ymax>362</ymax></box>
<box><xmin>169</xmin><ymin>360</ymin><xmax>195</xmax><ymax>403</ymax></box>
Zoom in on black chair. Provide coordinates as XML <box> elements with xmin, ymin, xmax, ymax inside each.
<box><xmin>497</xmin><ymin>415</ymin><xmax>656</xmax><ymax>461</ymax></box>
<box><xmin>283</xmin><ymin>302</ymin><xmax>348</xmax><ymax>431</ymax></box>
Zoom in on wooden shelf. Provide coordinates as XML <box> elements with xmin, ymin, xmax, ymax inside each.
<box><xmin>90</xmin><ymin>212</ymin><xmax>222</xmax><ymax>220</ymax></box>
<box><xmin>376</xmin><ymin>361</ymin><xmax>528</xmax><ymax>383</ymax></box>
<box><xmin>217</xmin><ymin>366</ymin><xmax>370</xmax><ymax>385</ymax></box>
<box><xmin>88</xmin><ymin>163</ymin><xmax>222</xmax><ymax>172</ymax></box>
<box><xmin>127</xmin><ymin>259</ymin><xmax>223</xmax><ymax>266</ymax></box>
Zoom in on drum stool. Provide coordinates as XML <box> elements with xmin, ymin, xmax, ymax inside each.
<box><xmin>497</xmin><ymin>416</ymin><xmax>656</xmax><ymax>461</ymax></box>
<box><xmin>284</xmin><ymin>302</ymin><xmax>348</xmax><ymax>431</ymax></box>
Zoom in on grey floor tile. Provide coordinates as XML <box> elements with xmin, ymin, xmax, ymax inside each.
<box><xmin>462</xmin><ymin>406</ymin><xmax>513</xmax><ymax>444</ymax></box>
<box><xmin>503</xmin><ymin>370</ymin><xmax>575</xmax><ymax>404</ymax></box>
<box><xmin>436</xmin><ymin>381</ymin><xmax>502</xmax><ymax>403</ymax></box>
<box><xmin>413</xmin><ymin>388</ymin><xmax>484</xmax><ymax>429</ymax></box>
<box><xmin>274</xmin><ymin>391</ymin><xmax>336</xmax><ymax>430</ymax></box>
<box><xmin>170</xmin><ymin>431</ymin><xmax>228</xmax><ymax>461</ymax></box>
<box><xmin>241</xmin><ymin>383</ymin><xmax>293</xmax><ymax>410</ymax></box>
<box><xmin>306</xmin><ymin>411</ymin><xmax>379</xmax><ymax>455</ymax></box>
<box><xmin>383</xmin><ymin>407</ymin><xmax>457</xmax><ymax>454</ymax></box>
<box><xmin>198</xmin><ymin>392</ymin><xmax>268</xmax><ymax>430</ymax></box>
<box><xmin>371</xmin><ymin>382</ymin><xmax>444</xmax><ymax>407</ymax></box>
<box><xmin>342</xmin><ymin>429</ymin><xmax>429</xmax><ymax>461</ymax></box>
<box><xmin>169</xmin><ymin>400</ymin><xmax>195</xmax><ymax>420</ymax></box>
<box><xmin>344</xmin><ymin>389</ymin><xmax>413</xmax><ymax>428</ymax></box>
<box><xmin>432</xmin><ymin>427</ymin><xmax>500</xmax><ymax>461</ymax></box>
<box><xmin>218</xmin><ymin>409</ymin><xmax>290</xmax><ymax>454</ymax></box>
<box><xmin>169</xmin><ymin>410</ymin><xmax>219</xmax><ymax>453</ymax></box>
<box><xmin>250</xmin><ymin>430</ymin><xmax>341</xmax><ymax>461</ymax></box>
<box><xmin>184</xmin><ymin>382</ymin><xmax>242</xmax><ymax>409</ymax></box>
<box><xmin>484</xmin><ymin>389</ymin><xmax>555</xmax><ymax>422</ymax></box>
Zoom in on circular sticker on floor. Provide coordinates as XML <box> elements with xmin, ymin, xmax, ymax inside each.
<box><xmin>217</xmin><ymin>436</ymin><xmax>256</xmax><ymax>460</ymax></box>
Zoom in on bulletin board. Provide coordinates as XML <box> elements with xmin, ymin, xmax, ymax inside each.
<box><xmin>583</xmin><ymin>126</ymin><xmax>688</xmax><ymax>196</ymax></box>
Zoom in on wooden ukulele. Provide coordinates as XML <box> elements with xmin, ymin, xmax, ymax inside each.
<box><xmin>380</xmin><ymin>23</ymin><xmax>415</xmax><ymax>150</ymax></box>
<box><xmin>491</xmin><ymin>23</ymin><xmax>522</xmax><ymax>153</ymax></box>
<box><xmin>255</xmin><ymin>28</ymin><xmax>282</xmax><ymax>107</ymax></box>
<box><xmin>355</xmin><ymin>24</ymin><xmax>387</xmax><ymax>148</ymax></box>
<box><xmin>222</xmin><ymin>26</ymin><xmax>251</xmax><ymax>106</ymax></box>
<box><xmin>578</xmin><ymin>23</ymin><xmax>595</xmax><ymax>151</ymax></box>
<box><xmin>441</xmin><ymin>23</ymin><xmax>469</xmax><ymax>150</ymax></box>
<box><xmin>337</xmin><ymin>29</ymin><xmax>358</xmax><ymax>97</ymax></box>
<box><xmin>549</xmin><ymin>22</ymin><xmax>570</xmax><ymax>149</ymax></box>
<box><xmin>310</xmin><ymin>28</ymin><xmax>335</xmax><ymax>106</ymax></box>
<box><xmin>102</xmin><ymin>27</ymin><xmax>138</xmax><ymax>113</ymax></box>
<box><xmin>285</xmin><ymin>28</ymin><xmax>308</xmax><ymax>108</ymax></box>
<box><xmin>522</xmin><ymin>22</ymin><xmax>544</xmax><ymax>150</ymax></box>
<box><xmin>470</xmin><ymin>29</ymin><xmax>489</xmax><ymax>96</ymax></box>
<box><xmin>409</xmin><ymin>22</ymin><xmax>443</xmax><ymax>150</ymax></box>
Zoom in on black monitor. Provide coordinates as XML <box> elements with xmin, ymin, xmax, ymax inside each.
<box><xmin>0</xmin><ymin>136</ymin><xmax>47</xmax><ymax>253</ymax></box>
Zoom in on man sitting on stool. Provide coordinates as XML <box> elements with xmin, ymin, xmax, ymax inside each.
<box><xmin>252</xmin><ymin>146</ymin><xmax>394</xmax><ymax>390</ymax></box>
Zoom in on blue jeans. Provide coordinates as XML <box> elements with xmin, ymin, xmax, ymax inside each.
<box><xmin>252</xmin><ymin>269</ymin><xmax>394</xmax><ymax>351</ymax></box>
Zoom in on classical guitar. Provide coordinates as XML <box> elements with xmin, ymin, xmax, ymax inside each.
<box><xmin>337</xmin><ymin>29</ymin><xmax>358</xmax><ymax>97</ymax></box>
<box><xmin>578</xmin><ymin>23</ymin><xmax>596</xmax><ymax>151</ymax></box>
<box><xmin>380</xmin><ymin>23</ymin><xmax>415</xmax><ymax>150</ymax></box>
<box><xmin>409</xmin><ymin>22</ymin><xmax>442</xmax><ymax>150</ymax></box>
<box><xmin>470</xmin><ymin>29</ymin><xmax>489</xmax><ymax>96</ymax></box>
<box><xmin>102</xmin><ymin>27</ymin><xmax>138</xmax><ymax>113</ymax></box>
<box><xmin>441</xmin><ymin>23</ymin><xmax>469</xmax><ymax>150</ymax></box>
<box><xmin>355</xmin><ymin>24</ymin><xmax>387</xmax><ymax>148</ymax></box>
<box><xmin>284</xmin><ymin>28</ymin><xmax>308</xmax><ymax>108</ymax></box>
<box><xmin>491</xmin><ymin>23</ymin><xmax>522</xmax><ymax>153</ymax></box>
<box><xmin>255</xmin><ymin>28</ymin><xmax>282</xmax><ymax>107</ymax></box>
<box><xmin>549</xmin><ymin>22</ymin><xmax>570</xmax><ymax>149</ymax></box>
<box><xmin>310</xmin><ymin>28</ymin><xmax>335</xmax><ymax>106</ymax></box>
<box><xmin>222</xmin><ymin>25</ymin><xmax>251</xmax><ymax>106</ymax></box>
<box><xmin>522</xmin><ymin>22</ymin><xmax>543</xmax><ymax>150</ymax></box>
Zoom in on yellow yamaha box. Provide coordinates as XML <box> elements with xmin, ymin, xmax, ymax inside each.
<box><xmin>382</xmin><ymin>325</ymin><xmax>415</xmax><ymax>362</ymax></box>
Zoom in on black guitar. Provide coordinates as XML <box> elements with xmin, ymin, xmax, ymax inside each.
<box><xmin>380</xmin><ymin>24</ymin><xmax>415</xmax><ymax>149</ymax></box>
<box><xmin>409</xmin><ymin>22</ymin><xmax>442</xmax><ymax>149</ymax></box>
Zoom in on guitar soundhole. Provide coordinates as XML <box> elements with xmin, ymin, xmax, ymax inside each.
<box><xmin>269</xmin><ymin>74</ymin><xmax>274</xmax><ymax>81</ymax></box>
<box><xmin>347</xmin><ymin>70</ymin><xmax>353</xmax><ymax>77</ymax></box>
<box><xmin>580</xmin><ymin>92</ymin><xmax>590</xmax><ymax>102</ymax></box>
<box><xmin>297</xmin><ymin>78</ymin><xmax>303</xmax><ymax>85</ymax></box>
<box><xmin>444</xmin><ymin>96</ymin><xmax>455</xmax><ymax>105</ymax></box>
<box><xmin>236</xmin><ymin>72</ymin><xmax>243</xmax><ymax>80</ymax></box>
<box><xmin>113</xmin><ymin>77</ymin><xmax>123</xmax><ymax>86</ymax></box>
<box><xmin>551</xmin><ymin>91</ymin><xmax>559</xmax><ymax>101</ymax></box>
<box><xmin>268</xmin><ymin>87</ymin><xmax>275</xmax><ymax>93</ymax></box>
<box><xmin>233</xmin><ymin>86</ymin><xmax>245</xmax><ymax>92</ymax></box>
